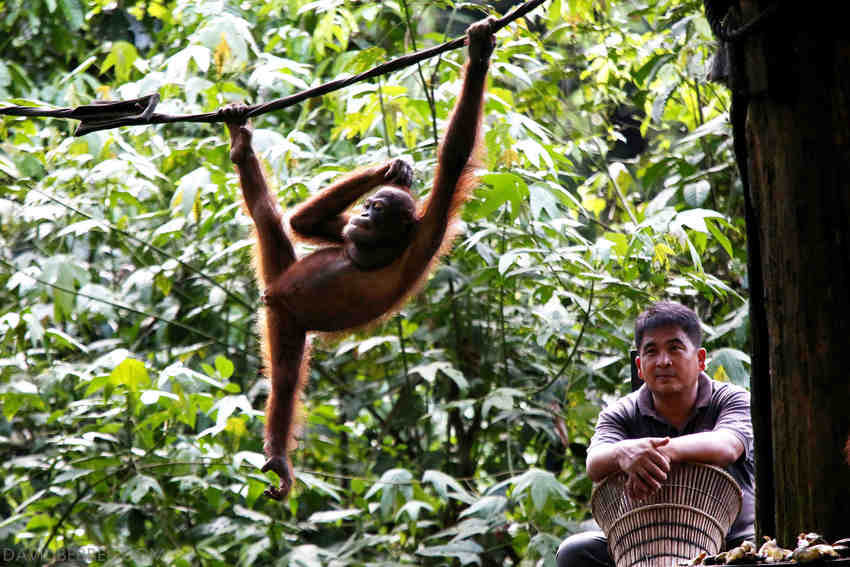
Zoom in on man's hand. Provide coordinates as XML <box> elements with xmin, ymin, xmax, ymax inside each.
<box><xmin>466</xmin><ymin>17</ymin><xmax>496</xmax><ymax>66</ymax></box>
<box><xmin>616</xmin><ymin>437</ymin><xmax>671</xmax><ymax>500</ymax></box>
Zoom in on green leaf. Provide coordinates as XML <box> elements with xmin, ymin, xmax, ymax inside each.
<box><xmin>59</xmin><ymin>0</ymin><xmax>84</xmax><ymax>30</ymax></box>
<box><xmin>395</xmin><ymin>500</ymin><xmax>433</xmax><ymax>522</ymax></box>
<box><xmin>417</xmin><ymin>540</ymin><xmax>484</xmax><ymax>564</ymax></box>
<box><xmin>123</xmin><ymin>475</ymin><xmax>163</xmax><ymax>504</ymax></box>
<box><xmin>511</xmin><ymin>468</ymin><xmax>570</xmax><ymax>511</ymax></box>
<box><xmin>355</xmin><ymin>334</ymin><xmax>397</xmax><ymax>354</ymax></box>
<box><xmin>708</xmin><ymin>348</ymin><xmax>750</xmax><ymax>388</ymax></box>
<box><xmin>706</xmin><ymin>217</ymin><xmax>735</xmax><ymax>258</ymax></box>
<box><xmin>458</xmin><ymin>495</ymin><xmax>507</xmax><ymax>520</ymax></box>
<box><xmin>651</xmin><ymin>80</ymin><xmax>678</xmax><ymax>123</ymax></box>
<box><xmin>364</xmin><ymin>468</ymin><xmax>412</xmax><ymax>518</ymax></box>
<box><xmin>56</xmin><ymin>219</ymin><xmax>108</xmax><ymax>238</ymax></box>
<box><xmin>634</xmin><ymin>53</ymin><xmax>674</xmax><ymax>86</ymax></box>
<box><xmin>0</xmin><ymin>154</ymin><xmax>21</xmax><ymax>178</ymax></box>
<box><xmin>285</xmin><ymin>545</ymin><xmax>327</xmax><ymax>567</ymax></box>
<box><xmin>59</xmin><ymin>55</ymin><xmax>97</xmax><ymax>85</ymax></box>
<box><xmin>214</xmin><ymin>355</ymin><xmax>234</xmax><ymax>379</ymax></box>
<box><xmin>516</xmin><ymin>139</ymin><xmax>553</xmax><ymax>169</ymax></box>
<box><xmin>308</xmin><ymin>508</ymin><xmax>360</xmax><ymax>523</ymax></box>
<box><xmin>297</xmin><ymin>472</ymin><xmax>343</xmax><ymax>501</ymax></box>
<box><xmin>166</xmin><ymin>45</ymin><xmax>212</xmax><ymax>81</ymax></box>
<box><xmin>139</xmin><ymin>389</ymin><xmax>179</xmax><ymax>404</ymax></box>
<box><xmin>608</xmin><ymin>162</ymin><xmax>633</xmax><ymax>194</ymax></box>
<box><xmin>172</xmin><ymin>167</ymin><xmax>211</xmax><ymax>218</ymax></box>
<box><xmin>683</xmin><ymin>233</ymin><xmax>704</xmax><ymax>271</ymax></box>
<box><xmin>199</xmin><ymin>395</ymin><xmax>259</xmax><ymax>438</ymax></box>
<box><xmin>233</xmin><ymin>504</ymin><xmax>272</xmax><ymax>524</ymax></box>
<box><xmin>110</xmin><ymin>358</ymin><xmax>150</xmax><ymax>392</ymax></box>
<box><xmin>683</xmin><ymin>180</ymin><xmax>711</xmax><ymax>207</ymax></box>
<box><xmin>22</xmin><ymin>313</ymin><xmax>45</xmax><ymax>346</ymax></box>
<box><xmin>423</xmin><ymin>470</ymin><xmax>475</xmax><ymax>504</ymax></box>
<box><xmin>482</xmin><ymin>388</ymin><xmax>523</xmax><ymax>419</ymax></box>
<box><xmin>529</xmin><ymin>183</ymin><xmax>561</xmax><ymax>220</ymax></box>
<box><xmin>411</xmin><ymin>361</ymin><xmax>468</xmax><ymax>390</ymax></box>
<box><xmin>101</xmin><ymin>41</ymin><xmax>139</xmax><ymax>82</ymax></box>
<box><xmin>474</xmin><ymin>172</ymin><xmax>529</xmax><ymax>220</ymax></box>
<box><xmin>2</xmin><ymin>390</ymin><xmax>46</xmax><ymax>419</ymax></box>
<box><xmin>604</xmin><ymin>232</ymin><xmax>629</xmax><ymax>257</ymax></box>
<box><xmin>674</xmin><ymin>208</ymin><xmax>724</xmax><ymax>234</ymax></box>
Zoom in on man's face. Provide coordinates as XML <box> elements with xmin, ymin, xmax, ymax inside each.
<box><xmin>636</xmin><ymin>324</ymin><xmax>706</xmax><ymax>399</ymax></box>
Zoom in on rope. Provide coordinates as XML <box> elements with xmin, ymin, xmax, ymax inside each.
<box><xmin>0</xmin><ymin>0</ymin><xmax>546</xmax><ymax>136</ymax></box>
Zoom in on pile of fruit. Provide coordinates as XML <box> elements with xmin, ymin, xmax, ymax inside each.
<box><xmin>684</xmin><ymin>533</ymin><xmax>850</xmax><ymax>565</ymax></box>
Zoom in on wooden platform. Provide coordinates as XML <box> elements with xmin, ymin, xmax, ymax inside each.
<box><xmin>710</xmin><ymin>559</ymin><xmax>850</xmax><ymax>567</ymax></box>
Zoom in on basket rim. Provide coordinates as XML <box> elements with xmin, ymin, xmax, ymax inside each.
<box><xmin>590</xmin><ymin>461</ymin><xmax>743</xmax><ymax>529</ymax></box>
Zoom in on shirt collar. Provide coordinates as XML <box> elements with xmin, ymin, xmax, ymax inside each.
<box><xmin>636</xmin><ymin>372</ymin><xmax>712</xmax><ymax>423</ymax></box>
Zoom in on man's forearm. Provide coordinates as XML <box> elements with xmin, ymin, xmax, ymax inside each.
<box><xmin>587</xmin><ymin>437</ymin><xmax>671</xmax><ymax>482</ymax></box>
<box><xmin>586</xmin><ymin>430</ymin><xmax>743</xmax><ymax>483</ymax></box>
<box><xmin>661</xmin><ymin>430</ymin><xmax>744</xmax><ymax>466</ymax></box>
<box><xmin>586</xmin><ymin>444</ymin><xmax>624</xmax><ymax>482</ymax></box>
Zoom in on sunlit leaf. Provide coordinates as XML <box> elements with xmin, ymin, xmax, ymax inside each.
<box><xmin>110</xmin><ymin>358</ymin><xmax>151</xmax><ymax>392</ymax></box>
<box><xmin>458</xmin><ymin>495</ymin><xmax>507</xmax><ymax>520</ymax></box>
<box><xmin>121</xmin><ymin>475</ymin><xmax>163</xmax><ymax>504</ymax></box>
<box><xmin>510</xmin><ymin>468</ymin><xmax>570</xmax><ymax>511</ymax></box>
<box><xmin>395</xmin><ymin>500</ymin><xmax>433</xmax><ymax>522</ymax></box>
<box><xmin>214</xmin><ymin>355</ymin><xmax>235</xmax><ymax>379</ymax></box>
<box><xmin>475</xmin><ymin>172</ymin><xmax>528</xmax><ymax>220</ymax></box>
<box><xmin>59</xmin><ymin>0</ymin><xmax>84</xmax><ymax>30</ymax></box>
<box><xmin>417</xmin><ymin>540</ymin><xmax>484</xmax><ymax>564</ymax></box>
<box><xmin>708</xmin><ymin>348</ymin><xmax>750</xmax><ymax>388</ymax></box>
<box><xmin>423</xmin><ymin>470</ymin><xmax>475</xmax><ymax>504</ymax></box>
<box><xmin>482</xmin><ymin>388</ymin><xmax>523</xmax><ymax>419</ymax></box>
<box><xmin>683</xmin><ymin>180</ymin><xmax>711</xmax><ymax>207</ymax></box>
<box><xmin>101</xmin><ymin>42</ymin><xmax>139</xmax><ymax>82</ymax></box>
<box><xmin>308</xmin><ymin>508</ymin><xmax>361</xmax><ymax>523</ymax></box>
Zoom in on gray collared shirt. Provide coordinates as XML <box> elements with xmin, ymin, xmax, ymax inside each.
<box><xmin>589</xmin><ymin>373</ymin><xmax>755</xmax><ymax>544</ymax></box>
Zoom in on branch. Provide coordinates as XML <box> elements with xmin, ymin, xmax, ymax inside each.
<box><xmin>527</xmin><ymin>278</ymin><xmax>595</xmax><ymax>396</ymax></box>
<box><xmin>0</xmin><ymin>0</ymin><xmax>545</xmax><ymax>136</ymax></box>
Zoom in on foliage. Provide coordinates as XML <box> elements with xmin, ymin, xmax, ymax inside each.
<box><xmin>0</xmin><ymin>0</ymin><xmax>751</xmax><ymax>565</ymax></box>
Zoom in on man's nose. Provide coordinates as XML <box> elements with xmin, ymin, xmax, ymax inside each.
<box><xmin>658</xmin><ymin>351</ymin><xmax>671</xmax><ymax>366</ymax></box>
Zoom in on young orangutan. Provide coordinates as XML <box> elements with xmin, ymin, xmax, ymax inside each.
<box><xmin>220</xmin><ymin>17</ymin><xmax>495</xmax><ymax>499</ymax></box>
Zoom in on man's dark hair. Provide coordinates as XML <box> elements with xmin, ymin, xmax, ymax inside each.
<box><xmin>635</xmin><ymin>301</ymin><xmax>702</xmax><ymax>350</ymax></box>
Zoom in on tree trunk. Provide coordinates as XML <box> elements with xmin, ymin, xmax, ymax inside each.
<box><xmin>741</xmin><ymin>0</ymin><xmax>850</xmax><ymax>545</ymax></box>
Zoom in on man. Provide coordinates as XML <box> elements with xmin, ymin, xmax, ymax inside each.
<box><xmin>556</xmin><ymin>301</ymin><xmax>754</xmax><ymax>567</ymax></box>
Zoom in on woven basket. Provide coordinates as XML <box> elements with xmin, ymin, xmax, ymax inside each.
<box><xmin>591</xmin><ymin>462</ymin><xmax>743</xmax><ymax>567</ymax></box>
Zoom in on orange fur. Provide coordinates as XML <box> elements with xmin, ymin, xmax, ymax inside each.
<box><xmin>229</xmin><ymin>37</ymin><xmax>492</xmax><ymax>500</ymax></box>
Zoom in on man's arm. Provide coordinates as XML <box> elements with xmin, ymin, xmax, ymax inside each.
<box><xmin>588</xmin><ymin>432</ymin><xmax>742</xmax><ymax>500</ymax></box>
<box><xmin>587</xmin><ymin>437</ymin><xmax>671</xmax><ymax>485</ymax></box>
<box><xmin>659</xmin><ymin>430</ymin><xmax>744</xmax><ymax>466</ymax></box>
<box><xmin>658</xmin><ymin>384</ymin><xmax>751</xmax><ymax>468</ymax></box>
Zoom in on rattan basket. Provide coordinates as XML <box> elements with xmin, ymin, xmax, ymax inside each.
<box><xmin>590</xmin><ymin>462</ymin><xmax>743</xmax><ymax>567</ymax></box>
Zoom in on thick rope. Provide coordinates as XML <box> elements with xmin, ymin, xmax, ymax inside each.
<box><xmin>0</xmin><ymin>0</ymin><xmax>545</xmax><ymax>136</ymax></box>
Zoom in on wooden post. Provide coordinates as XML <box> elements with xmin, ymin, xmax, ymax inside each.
<box><xmin>740</xmin><ymin>0</ymin><xmax>850</xmax><ymax>544</ymax></box>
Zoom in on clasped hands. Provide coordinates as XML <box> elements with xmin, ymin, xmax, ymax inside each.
<box><xmin>616</xmin><ymin>437</ymin><xmax>672</xmax><ymax>500</ymax></box>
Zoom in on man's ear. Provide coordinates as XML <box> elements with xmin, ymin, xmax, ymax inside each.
<box><xmin>635</xmin><ymin>355</ymin><xmax>644</xmax><ymax>380</ymax></box>
<box><xmin>697</xmin><ymin>348</ymin><xmax>707</xmax><ymax>371</ymax></box>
